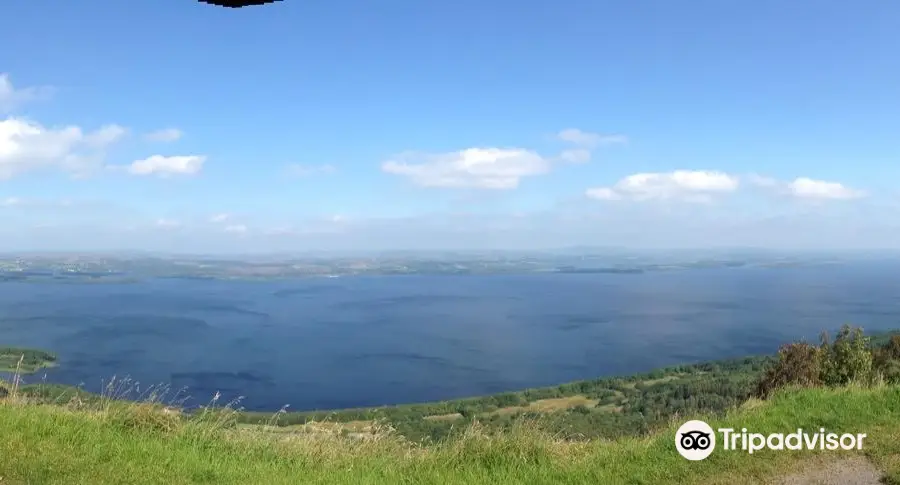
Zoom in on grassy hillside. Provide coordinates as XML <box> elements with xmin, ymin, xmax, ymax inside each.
<box><xmin>3</xmin><ymin>325</ymin><xmax>899</xmax><ymax>484</ymax></box>
<box><xmin>0</xmin><ymin>385</ymin><xmax>898</xmax><ymax>484</ymax></box>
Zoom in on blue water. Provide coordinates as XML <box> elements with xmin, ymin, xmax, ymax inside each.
<box><xmin>1</xmin><ymin>262</ymin><xmax>898</xmax><ymax>411</ymax></box>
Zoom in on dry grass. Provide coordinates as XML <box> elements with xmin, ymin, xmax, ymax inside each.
<box><xmin>424</xmin><ymin>412</ymin><xmax>464</xmax><ymax>421</ymax></box>
<box><xmin>488</xmin><ymin>395</ymin><xmax>600</xmax><ymax>416</ymax></box>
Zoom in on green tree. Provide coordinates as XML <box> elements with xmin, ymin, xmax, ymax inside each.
<box><xmin>820</xmin><ymin>325</ymin><xmax>873</xmax><ymax>386</ymax></box>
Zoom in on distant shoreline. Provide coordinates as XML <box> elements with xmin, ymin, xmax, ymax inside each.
<box><xmin>0</xmin><ymin>259</ymin><xmax>854</xmax><ymax>283</ymax></box>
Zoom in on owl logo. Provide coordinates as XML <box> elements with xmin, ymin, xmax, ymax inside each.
<box><xmin>680</xmin><ymin>430</ymin><xmax>712</xmax><ymax>450</ymax></box>
<box><xmin>675</xmin><ymin>420</ymin><xmax>716</xmax><ymax>460</ymax></box>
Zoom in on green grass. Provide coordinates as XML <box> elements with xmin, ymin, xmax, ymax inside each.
<box><xmin>1</xmin><ymin>326</ymin><xmax>898</xmax><ymax>484</ymax></box>
<box><xmin>0</xmin><ymin>385</ymin><xmax>898</xmax><ymax>484</ymax></box>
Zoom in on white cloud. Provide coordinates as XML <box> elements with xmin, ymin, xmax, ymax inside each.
<box><xmin>745</xmin><ymin>173</ymin><xmax>780</xmax><ymax>188</ymax></box>
<box><xmin>209</xmin><ymin>213</ymin><xmax>230</xmax><ymax>223</ymax></box>
<box><xmin>0</xmin><ymin>118</ymin><xmax>126</xmax><ymax>179</ymax></box>
<box><xmin>584</xmin><ymin>187</ymin><xmax>621</xmax><ymax>200</ymax></box>
<box><xmin>155</xmin><ymin>218</ymin><xmax>181</xmax><ymax>229</ymax></box>
<box><xmin>559</xmin><ymin>149</ymin><xmax>592</xmax><ymax>164</ymax></box>
<box><xmin>382</xmin><ymin>148</ymin><xmax>551</xmax><ymax>189</ymax></box>
<box><xmin>746</xmin><ymin>173</ymin><xmax>866</xmax><ymax>200</ymax></box>
<box><xmin>384</xmin><ymin>129</ymin><xmax>626</xmax><ymax>189</ymax></box>
<box><xmin>0</xmin><ymin>74</ymin><xmax>53</xmax><ymax>113</ymax></box>
<box><xmin>788</xmin><ymin>177</ymin><xmax>865</xmax><ymax>200</ymax></box>
<box><xmin>587</xmin><ymin>170</ymin><xmax>739</xmax><ymax>202</ymax></box>
<box><xmin>128</xmin><ymin>155</ymin><xmax>206</xmax><ymax>176</ymax></box>
<box><xmin>223</xmin><ymin>224</ymin><xmax>248</xmax><ymax>234</ymax></box>
<box><xmin>144</xmin><ymin>128</ymin><xmax>182</xmax><ymax>143</ymax></box>
<box><xmin>85</xmin><ymin>125</ymin><xmax>128</xmax><ymax>147</ymax></box>
<box><xmin>554</xmin><ymin>129</ymin><xmax>628</xmax><ymax>164</ymax></box>
<box><xmin>286</xmin><ymin>163</ymin><xmax>337</xmax><ymax>177</ymax></box>
<box><xmin>557</xmin><ymin>129</ymin><xmax>628</xmax><ymax>148</ymax></box>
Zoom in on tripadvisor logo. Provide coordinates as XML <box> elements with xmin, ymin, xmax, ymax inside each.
<box><xmin>675</xmin><ymin>420</ymin><xmax>867</xmax><ymax>461</ymax></box>
<box><xmin>676</xmin><ymin>420</ymin><xmax>716</xmax><ymax>460</ymax></box>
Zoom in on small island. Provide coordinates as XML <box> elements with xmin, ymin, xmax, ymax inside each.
<box><xmin>0</xmin><ymin>347</ymin><xmax>58</xmax><ymax>374</ymax></box>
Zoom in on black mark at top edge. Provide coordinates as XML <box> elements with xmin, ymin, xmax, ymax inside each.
<box><xmin>198</xmin><ymin>0</ymin><xmax>283</xmax><ymax>8</ymax></box>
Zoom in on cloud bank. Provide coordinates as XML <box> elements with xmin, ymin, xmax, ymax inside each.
<box><xmin>587</xmin><ymin>171</ymin><xmax>864</xmax><ymax>203</ymax></box>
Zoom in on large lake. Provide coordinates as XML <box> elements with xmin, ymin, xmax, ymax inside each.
<box><xmin>1</xmin><ymin>262</ymin><xmax>898</xmax><ymax>411</ymax></box>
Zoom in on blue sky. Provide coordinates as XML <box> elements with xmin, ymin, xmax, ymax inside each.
<box><xmin>1</xmin><ymin>0</ymin><xmax>898</xmax><ymax>252</ymax></box>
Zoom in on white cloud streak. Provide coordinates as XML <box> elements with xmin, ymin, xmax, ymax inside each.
<box><xmin>589</xmin><ymin>171</ymin><xmax>865</xmax><ymax>203</ymax></box>
<box><xmin>787</xmin><ymin>177</ymin><xmax>865</xmax><ymax>200</ymax></box>
<box><xmin>144</xmin><ymin>128</ymin><xmax>183</xmax><ymax>142</ymax></box>
<box><xmin>382</xmin><ymin>148</ymin><xmax>551</xmax><ymax>189</ymax></box>
<box><xmin>128</xmin><ymin>155</ymin><xmax>206</xmax><ymax>176</ymax></box>
<box><xmin>0</xmin><ymin>74</ymin><xmax>53</xmax><ymax>113</ymax></box>
<box><xmin>0</xmin><ymin>118</ymin><xmax>126</xmax><ymax>179</ymax></box>
<box><xmin>746</xmin><ymin>174</ymin><xmax>866</xmax><ymax>200</ymax></box>
<box><xmin>557</xmin><ymin>128</ymin><xmax>628</xmax><ymax>148</ymax></box>
<box><xmin>383</xmin><ymin>129</ymin><xmax>627</xmax><ymax>189</ymax></box>
<box><xmin>587</xmin><ymin>170</ymin><xmax>739</xmax><ymax>202</ymax></box>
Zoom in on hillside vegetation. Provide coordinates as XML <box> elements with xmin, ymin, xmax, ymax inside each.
<box><xmin>235</xmin><ymin>327</ymin><xmax>900</xmax><ymax>443</ymax></box>
<box><xmin>1</xmin><ymin>325</ymin><xmax>899</xmax><ymax>484</ymax></box>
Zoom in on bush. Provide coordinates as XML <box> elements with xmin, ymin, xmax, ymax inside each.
<box><xmin>819</xmin><ymin>325</ymin><xmax>874</xmax><ymax>387</ymax></box>
<box><xmin>755</xmin><ymin>325</ymin><xmax>881</xmax><ymax>399</ymax></box>
<box><xmin>878</xmin><ymin>359</ymin><xmax>900</xmax><ymax>384</ymax></box>
<box><xmin>873</xmin><ymin>335</ymin><xmax>900</xmax><ymax>383</ymax></box>
<box><xmin>754</xmin><ymin>342</ymin><xmax>822</xmax><ymax>399</ymax></box>
<box><xmin>572</xmin><ymin>405</ymin><xmax>591</xmax><ymax>415</ymax></box>
<box><xmin>884</xmin><ymin>335</ymin><xmax>900</xmax><ymax>359</ymax></box>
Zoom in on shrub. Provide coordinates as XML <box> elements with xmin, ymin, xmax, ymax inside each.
<box><xmin>755</xmin><ymin>325</ymin><xmax>880</xmax><ymax>399</ymax></box>
<box><xmin>873</xmin><ymin>335</ymin><xmax>900</xmax><ymax>383</ymax></box>
<box><xmin>572</xmin><ymin>405</ymin><xmax>591</xmax><ymax>415</ymax></box>
<box><xmin>754</xmin><ymin>342</ymin><xmax>822</xmax><ymax>399</ymax></box>
<box><xmin>458</xmin><ymin>406</ymin><xmax>478</xmax><ymax>419</ymax></box>
<box><xmin>819</xmin><ymin>325</ymin><xmax>874</xmax><ymax>386</ymax></box>
<box><xmin>878</xmin><ymin>359</ymin><xmax>900</xmax><ymax>384</ymax></box>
